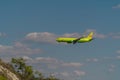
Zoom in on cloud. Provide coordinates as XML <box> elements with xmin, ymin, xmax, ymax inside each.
<box><xmin>59</xmin><ymin>70</ymin><xmax>85</xmax><ymax>79</ymax></box>
<box><xmin>0</xmin><ymin>32</ymin><xmax>6</xmax><ymax>37</ymax></box>
<box><xmin>0</xmin><ymin>42</ymin><xmax>42</xmax><ymax>55</ymax></box>
<box><xmin>20</xmin><ymin>56</ymin><xmax>85</xmax><ymax>80</ymax></box>
<box><xmin>62</xmin><ymin>33</ymin><xmax>80</xmax><ymax>37</ymax></box>
<box><xmin>60</xmin><ymin>72</ymin><xmax>70</xmax><ymax>77</ymax></box>
<box><xmin>86</xmin><ymin>58</ymin><xmax>99</xmax><ymax>62</ymax></box>
<box><xmin>35</xmin><ymin>57</ymin><xmax>83</xmax><ymax>67</ymax></box>
<box><xmin>25</xmin><ymin>32</ymin><xmax>81</xmax><ymax>44</ymax></box>
<box><xmin>108</xmin><ymin>64</ymin><xmax>115</xmax><ymax>72</ymax></box>
<box><xmin>116</xmin><ymin>50</ymin><xmax>120</xmax><ymax>54</ymax></box>
<box><xmin>108</xmin><ymin>68</ymin><xmax>114</xmax><ymax>72</ymax></box>
<box><xmin>52</xmin><ymin>70</ymin><xmax>85</xmax><ymax>80</ymax></box>
<box><xmin>53</xmin><ymin>71</ymin><xmax>85</xmax><ymax>80</ymax></box>
<box><xmin>113</xmin><ymin>36</ymin><xmax>120</xmax><ymax>39</ymax></box>
<box><xmin>116</xmin><ymin>56</ymin><xmax>120</xmax><ymax>59</ymax></box>
<box><xmin>110</xmin><ymin>64</ymin><xmax>115</xmax><ymax>68</ymax></box>
<box><xmin>74</xmin><ymin>70</ymin><xmax>86</xmax><ymax>76</ymax></box>
<box><xmin>109</xmin><ymin>32</ymin><xmax>120</xmax><ymax>39</ymax></box>
<box><xmin>21</xmin><ymin>56</ymin><xmax>84</xmax><ymax>70</ymax></box>
<box><xmin>112</xmin><ymin>4</ymin><xmax>120</xmax><ymax>9</ymax></box>
<box><xmin>108</xmin><ymin>32</ymin><xmax>120</xmax><ymax>39</ymax></box>
<box><xmin>86</xmin><ymin>30</ymin><xmax>120</xmax><ymax>39</ymax></box>
<box><xmin>95</xmin><ymin>33</ymin><xmax>106</xmax><ymax>39</ymax></box>
<box><xmin>35</xmin><ymin>57</ymin><xmax>58</xmax><ymax>63</ymax></box>
<box><xmin>24</xmin><ymin>29</ymin><xmax>107</xmax><ymax>44</ymax></box>
<box><xmin>25</xmin><ymin>32</ymin><xmax>57</xmax><ymax>44</ymax></box>
<box><xmin>62</xmin><ymin>62</ymin><xmax>83</xmax><ymax>67</ymax></box>
<box><xmin>7</xmin><ymin>53</ymin><xmax>120</xmax><ymax>80</ymax></box>
<box><xmin>22</xmin><ymin>56</ymin><xmax>33</xmax><ymax>60</ymax></box>
<box><xmin>86</xmin><ymin>29</ymin><xmax>106</xmax><ymax>39</ymax></box>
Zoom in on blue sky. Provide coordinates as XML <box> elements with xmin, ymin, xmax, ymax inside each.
<box><xmin>0</xmin><ymin>0</ymin><xmax>120</xmax><ymax>80</ymax></box>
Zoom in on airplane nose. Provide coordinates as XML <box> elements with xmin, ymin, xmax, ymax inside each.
<box><xmin>56</xmin><ymin>38</ymin><xmax>61</xmax><ymax>42</ymax></box>
<box><xmin>56</xmin><ymin>38</ymin><xmax>59</xmax><ymax>41</ymax></box>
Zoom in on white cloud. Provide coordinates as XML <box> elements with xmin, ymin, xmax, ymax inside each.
<box><xmin>25</xmin><ymin>32</ymin><xmax>81</xmax><ymax>44</ymax></box>
<box><xmin>25</xmin><ymin>32</ymin><xmax>57</xmax><ymax>44</ymax></box>
<box><xmin>116</xmin><ymin>56</ymin><xmax>120</xmax><ymax>59</ymax></box>
<box><xmin>113</xmin><ymin>36</ymin><xmax>120</xmax><ymax>39</ymax></box>
<box><xmin>19</xmin><ymin>56</ymin><xmax>85</xmax><ymax>80</ymax></box>
<box><xmin>62</xmin><ymin>33</ymin><xmax>80</xmax><ymax>37</ymax></box>
<box><xmin>93</xmin><ymin>58</ymin><xmax>99</xmax><ymax>62</ymax></box>
<box><xmin>108</xmin><ymin>64</ymin><xmax>116</xmax><ymax>72</ymax></box>
<box><xmin>110</xmin><ymin>64</ymin><xmax>115</xmax><ymax>68</ymax></box>
<box><xmin>62</xmin><ymin>62</ymin><xmax>83</xmax><ymax>67</ymax></box>
<box><xmin>35</xmin><ymin>57</ymin><xmax>58</xmax><ymax>63</ymax></box>
<box><xmin>23</xmin><ymin>56</ymin><xmax>84</xmax><ymax>70</ymax></box>
<box><xmin>51</xmin><ymin>71</ymin><xmax>85</xmax><ymax>80</ymax></box>
<box><xmin>86</xmin><ymin>58</ymin><xmax>99</xmax><ymax>62</ymax></box>
<box><xmin>22</xmin><ymin>56</ymin><xmax>33</xmax><ymax>61</ymax></box>
<box><xmin>60</xmin><ymin>72</ymin><xmax>70</xmax><ymax>77</ymax></box>
<box><xmin>4</xmin><ymin>56</ymin><xmax>85</xmax><ymax>80</ymax></box>
<box><xmin>86</xmin><ymin>30</ymin><xmax>120</xmax><ymax>39</ymax></box>
<box><xmin>116</xmin><ymin>50</ymin><xmax>120</xmax><ymax>54</ymax></box>
<box><xmin>25</xmin><ymin>29</ymin><xmax>107</xmax><ymax>44</ymax></box>
<box><xmin>86</xmin><ymin>29</ymin><xmax>106</xmax><ymax>39</ymax></box>
<box><xmin>74</xmin><ymin>70</ymin><xmax>86</xmax><ymax>76</ymax></box>
<box><xmin>0</xmin><ymin>32</ymin><xmax>6</xmax><ymax>37</ymax></box>
<box><xmin>109</xmin><ymin>32</ymin><xmax>120</xmax><ymax>39</ymax></box>
<box><xmin>59</xmin><ymin>70</ymin><xmax>85</xmax><ymax>79</ymax></box>
<box><xmin>59</xmin><ymin>70</ymin><xmax>85</xmax><ymax>78</ymax></box>
<box><xmin>108</xmin><ymin>68</ymin><xmax>114</xmax><ymax>72</ymax></box>
<box><xmin>35</xmin><ymin>57</ymin><xmax>83</xmax><ymax>67</ymax></box>
<box><xmin>0</xmin><ymin>42</ymin><xmax>42</xmax><ymax>55</ymax></box>
<box><xmin>112</xmin><ymin>4</ymin><xmax>120</xmax><ymax>9</ymax></box>
<box><xmin>95</xmin><ymin>33</ymin><xmax>106</xmax><ymax>39</ymax></box>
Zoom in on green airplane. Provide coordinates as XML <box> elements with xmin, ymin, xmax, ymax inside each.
<box><xmin>56</xmin><ymin>32</ymin><xmax>94</xmax><ymax>44</ymax></box>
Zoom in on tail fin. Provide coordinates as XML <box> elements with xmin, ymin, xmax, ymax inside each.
<box><xmin>87</xmin><ymin>32</ymin><xmax>94</xmax><ymax>38</ymax></box>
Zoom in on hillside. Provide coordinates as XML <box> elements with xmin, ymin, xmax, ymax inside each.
<box><xmin>0</xmin><ymin>58</ymin><xmax>60</xmax><ymax>80</ymax></box>
<box><xmin>0</xmin><ymin>59</ymin><xmax>20</xmax><ymax>80</ymax></box>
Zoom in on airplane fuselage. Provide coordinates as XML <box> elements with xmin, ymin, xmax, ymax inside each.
<box><xmin>56</xmin><ymin>32</ymin><xmax>94</xmax><ymax>44</ymax></box>
<box><xmin>56</xmin><ymin>37</ymin><xmax>92</xmax><ymax>43</ymax></box>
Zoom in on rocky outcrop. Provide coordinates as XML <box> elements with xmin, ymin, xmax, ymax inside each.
<box><xmin>0</xmin><ymin>62</ymin><xmax>20</xmax><ymax>80</ymax></box>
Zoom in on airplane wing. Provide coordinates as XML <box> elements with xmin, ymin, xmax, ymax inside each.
<box><xmin>73</xmin><ymin>37</ymin><xmax>83</xmax><ymax>44</ymax></box>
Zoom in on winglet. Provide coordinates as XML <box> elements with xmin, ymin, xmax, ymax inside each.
<box><xmin>87</xmin><ymin>32</ymin><xmax>94</xmax><ymax>38</ymax></box>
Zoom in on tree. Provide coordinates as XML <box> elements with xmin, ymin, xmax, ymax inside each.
<box><xmin>34</xmin><ymin>71</ymin><xmax>44</xmax><ymax>80</ymax></box>
<box><xmin>11</xmin><ymin>57</ymin><xmax>60</xmax><ymax>80</ymax></box>
<box><xmin>11</xmin><ymin>58</ymin><xmax>34</xmax><ymax>80</ymax></box>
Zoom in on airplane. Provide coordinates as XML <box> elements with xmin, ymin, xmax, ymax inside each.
<box><xmin>56</xmin><ymin>32</ymin><xmax>94</xmax><ymax>44</ymax></box>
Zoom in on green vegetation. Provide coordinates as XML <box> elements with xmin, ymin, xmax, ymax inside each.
<box><xmin>11</xmin><ymin>57</ymin><xmax>60</xmax><ymax>80</ymax></box>
<box><xmin>0</xmin><ymin>58</ymin><xmax>60</xmax><ymax>80</ymax></box>
<box><xmin>11</xmin><ymin>58</ymin><xmax>33</xmax><ymax>80</ymax></box>
<box><xmin>0</xmin><ymin>75</ymin><xmax>7</xmax><ymax>80</ymax></box>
